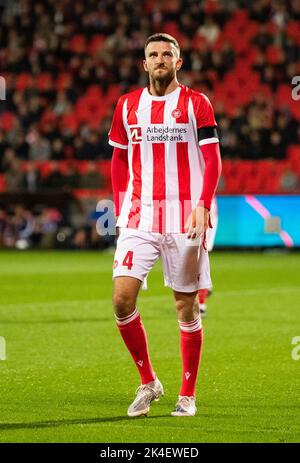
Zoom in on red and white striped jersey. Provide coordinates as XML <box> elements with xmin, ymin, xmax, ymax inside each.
<box><xmin>109</xmin><ymin>84</ymin><xmax>218</xmax><ymax>233</ymax></box>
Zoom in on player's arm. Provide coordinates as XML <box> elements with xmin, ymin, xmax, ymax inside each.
<box><xmin>185</xmin><ymin>94</ymin><xmax>222</xmax><ymax>239</ymax></box>
<box><xmin>185</xmin><ymin>139</ymin><xmax>222</xmax><ymax>239</ymax></box>
<box><xmin>108</xmin><ymin>95</ymin><xmax>129</xmax><ymax>220</ymax></box>
<box><xmin>198</xmin><ymin>137</ymin><xmax>222</xmax><ymax>211</ymax></box>
<box><xmin>111</xmin><ymin>147</ymin><xmax>129</xmax><ymax>219</ymax></box>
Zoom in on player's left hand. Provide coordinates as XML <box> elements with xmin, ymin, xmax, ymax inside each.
<box><xmin>185</xmin><ymin>206</ymin><xmax>210</xmax><ymax>240</ymax></box>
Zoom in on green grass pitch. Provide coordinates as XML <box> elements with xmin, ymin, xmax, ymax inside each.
<box><xmin>0</xmin><ymin>250</ymin><xmax>299</xmax><ymax>443</ymax></box>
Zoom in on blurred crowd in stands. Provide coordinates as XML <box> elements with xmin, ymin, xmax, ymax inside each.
<box><xmin>0</xmin><ymin>155</ymin><xmax>105</xmax><ymax>192</ymax></box>
<box><xmin>0</xmin><ymin>203</ymin><xmax>61</xmax><ymax>249</ymax></box>
<box><xmin>1</xmin><ymin>0</ymin><xmax>300</xmax><ymax>167</ymax></box>
<box><xmin>0</xmin><ymin>0</ymin><xmax>300</xmax><ymax>248</ymax></box>
<box><xmin>0</xmin><ymin>201</ymin><xmax>115</xmax><ymax>249</ymax></box>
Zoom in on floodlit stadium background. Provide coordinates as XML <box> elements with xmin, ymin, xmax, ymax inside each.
<box><xmin>0</xmin><ymin>0</ymin><xmax>300</xmax><ymax>249</ymax></box>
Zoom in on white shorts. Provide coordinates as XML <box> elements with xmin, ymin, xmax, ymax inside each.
<box><xmin>113</xmin><ymin>228</ymin><xmax>212</xmax><ymax>293</ymax></box>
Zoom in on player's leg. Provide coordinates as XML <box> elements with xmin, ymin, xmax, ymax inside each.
<box><xmin>161</xmin><ymin>234</ymin><xmax>211</xmax><ymax>416</ymax></box>
<box><xmin>112</xmin><ymin>228</ymin><xmax>163</xmax><ymax>416</ymax></box>
<box><xmin>195</xmin><ymin>288</ymin><xmax>210</xmax><ymax>318</ymax></box>
<box><xmin>113</xmin><ymin>275</ymin><xmax>141</xmax><ymax>318</ymax></box>
<box><xmin>113</xmin><ymin>275</ymin><xmax>156</xmax><ymax>385</ymax></box>
<box><xmin>171</xmin><ymin>289</ymin><xmax>202</xmax><ymax>416</ymax></box>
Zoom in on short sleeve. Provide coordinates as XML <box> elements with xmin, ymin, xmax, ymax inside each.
<box><xmin>193</xmin><ymin>93</ymin><xmax>217</xmax><ymax>128</ymax></box>
<box><xmin>191</xmin><ymin>93</ymin><xmax>219</xmax><ymax>146</ymax></box>
<box><xmin>108</xmin><ymin>96</ymin><xmax>128</xmax><ymax>149</ymax></box>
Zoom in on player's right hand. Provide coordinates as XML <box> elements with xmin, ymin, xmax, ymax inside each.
<box><xmin>185</xmin><ymin>206</ymin><xmax>210</xmax><ymax>240</ymax></box>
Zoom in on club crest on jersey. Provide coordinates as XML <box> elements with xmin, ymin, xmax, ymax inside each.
<box><xmin>171</xmin><ymin>108</ymin><xmax>182</xmax><ymax>119</ymax></box>
<box><xmin>130</xmin><ymin>126</ymin><xmax>142</xmax><ymax>144</ymax></box>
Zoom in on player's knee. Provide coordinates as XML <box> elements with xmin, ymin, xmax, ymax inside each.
<box><xmin>175</xmin><ymin>299</ymin><xmax>186</xmax><ymax>314</ymax></box>
<box><xmin>112</xmin><ymin>292</ymin><xmax>136</xmax><ymax>317</ymax></box>
<box><xmin>193</xmin><ymin>300</ymin><xmax>200</xmax><ymax>317</ymax></box>
<box><xmin>175</xmin><ymin>296</ymin><xmax>196</xmax><ymax>319</ymax></box>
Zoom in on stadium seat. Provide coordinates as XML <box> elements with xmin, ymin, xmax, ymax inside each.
<box><xmin>286</xmin><ymin>21</ymin><xmax>300</xmax><ymax>45</ymax></box>
<box><xmin>0</xmin><ymin>174</ymin><xmax>5</xmax><ymax>192</ymax></box>
<box><xmin>61</xmin><ymin>112</ymin><xmax>79</xmax><ymax>133</ymax></box>
<box><xmin>225</xmin><ymin>175</ymin><xmax>242</xmax><ymax>194</ymax></box>
<box><xmin>287</xmin><ymin>145</ymin><xmax>300</xmax><ymax>161</ymax></box>
<box><xmin>76</xmin><ymin>161</ymin><xmax>89</xmax><ymax>174</ymax></box>
<box><xmin>290</xmin><ymin>100</ymin><xmax>300</xmax><ymax>120</ymax></box>
<box><xmin>88</xmin><ymin>35</ymin><xmax>106</xmax><ymax>54</ymax></box>
<box><xmin>85</xmin><ymin>85</ymin><xmax>103</xmax><ymax>102</ymax></box>
<box><xmin>287</xmin><ymin>146</ymin><xmax>300</xmax><ymax>174</ymax></box>
<box><xmin>232</xmin><ymin>9</ymin><xmax>249</xmax><ymax>25</ymax></box>
<box><xmin>104</xmin><ymin>84</ymin><xmax>122</xmax><ymax>106</ymax></box>
<box><xmin>69</xmin><ymin>35</ymin><xmax>87</xmax><ymax>53</ymax></box>
<box><xmin>266</xmin><ymin>45</ymin><xmax>284</xmax><ymax>65</ymax></box>
<box><xmin>162</xmin><ymin>22</ymin><xmax>180</xmax><ymax>37</ymax></box>
<box><xmin>37</xmin><ymin>162</ymin><xmax>52</xmax><ymax>178</ymax></box>
<box><xmin>275</xmin><ymin>84</ymin><xmax>294</xmax><ymax>107</ymax></box>
<box><xmin>15</xmin><ymin>73</ymin><xmax>33</xmax><ymax>91</ymax></box>
<box><xmin>73</xmin><ymin>188</ymin><xmax>112</xmax><ymax>199</ymax></box>
<box><xmin>0</xmin><ymin>111</ymin><xmax>16</xmax><ymax>132</ymax></box>
<box><xmin>36</xmin><ymin>73</ymin><xmax>53</xmax><ymax>92</ymax></box>
<box><xmin>98</xmin><ymin>160</ymin><xmax>112</xmax><ymax>190</ymax></box>
<box><xmin>56</xmin><ymin>73</ymin><xmax>72</xmax><ymax>91</ymax></box>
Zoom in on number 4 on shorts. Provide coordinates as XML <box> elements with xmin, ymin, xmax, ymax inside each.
<box><xmin>123</xmin><ymin>251</ymin><xmax>133</xmax><ymax>270</ymax></box>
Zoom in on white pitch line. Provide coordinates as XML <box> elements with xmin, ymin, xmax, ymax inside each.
<box><xmin>0</xmin><ymin>287</ymin><xmax>299</xmax><ymax>310</ymax></box>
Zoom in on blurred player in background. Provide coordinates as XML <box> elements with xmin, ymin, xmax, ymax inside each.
<box><xmin>197</xmin><ymin>196</ymin><xmax>218</xmax><ymax>317</ymax></box>
<box><xmin>109</xmin><ymin>33</ymin><xmax>221</xmax><ymax>417</ymax></box>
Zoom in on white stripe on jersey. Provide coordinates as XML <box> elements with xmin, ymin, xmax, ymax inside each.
<box><xmin>109</xmin><ymin>140</ymin><xmax>128</xmax><ymax>149</ymax></box>
<box><xmin>188</xmin><ymin>97</ymin><xmax>204</xmax><ymax>209</ymax></box>
<box><xmin>199</xmin><ymin>137</ymin><xmax>219</xmax><ymax>146</ymax></box>
<box><xmin>137</xmin><ymin>88</ymin><xmax>154</xmax><ymax>231</ymax></box>
<box><xmin>165</xmin><ymin>88</ymin><xmax>181</xmax><ymax>232</ymax></box>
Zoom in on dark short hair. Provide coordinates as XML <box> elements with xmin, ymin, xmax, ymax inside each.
<box><xmin>144</xmin><ymin>33</ymin><xmax>180</xmax><ymax>56</ymax></box>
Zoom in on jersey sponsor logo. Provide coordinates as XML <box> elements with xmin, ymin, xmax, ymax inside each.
<box><xmin>129</xmin><ymin>126</ymin><xmax>142</xmax><ymax>144</ymax></box>
<box><xmin>171</xmin><ymin>108</ymin><xmax>182</xmax><ymax>119</ymax></box>
<box><xmin>146</xmin><ymin>126</ymin><xmax>187</xmax><ymax>142</ymax></box>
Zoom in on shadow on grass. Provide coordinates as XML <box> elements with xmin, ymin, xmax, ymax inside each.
<box><xmin>0</xmin><ymin>414</ymin><xmax>172</xmax><ymax>431</ymax></box>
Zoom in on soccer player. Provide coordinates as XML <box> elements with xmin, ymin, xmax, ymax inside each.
<box><xmin>109</xmin><ymin>33</ymin><xmax>222</xmax><ymax>417</ymax></box>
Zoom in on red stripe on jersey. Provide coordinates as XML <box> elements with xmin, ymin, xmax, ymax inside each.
<box><xmin>152</xmin><ymin>143</ymin><xmax>166</xmax><ymax>233</ymax></box>
<box><xmin>190</xmin><ymin>91</ymin><xmax>217</xmax><ymax>129</ymax></box>
<box><xmin>127</xmin><ymin>143</ymin><xmax>142</xmax><ymax>229</ymax></box>
<box><xmin>127</xmin><ymin>88</ymin><xmax>144</xmax><ymax>125</ymax></box>
<box><xmin>150</xmin><ymin>100</ymin><xmax>165</xmax><ymax>124</ymax></box>
<box><xmin>177</xmin><ymin>142</ymin><xmax>192</xmax><ymax>232</ymax></box>
<box><xmin>173</xmin><ymin>85</ymin><xmax>189</xmax><ymax>124</ymax></box>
